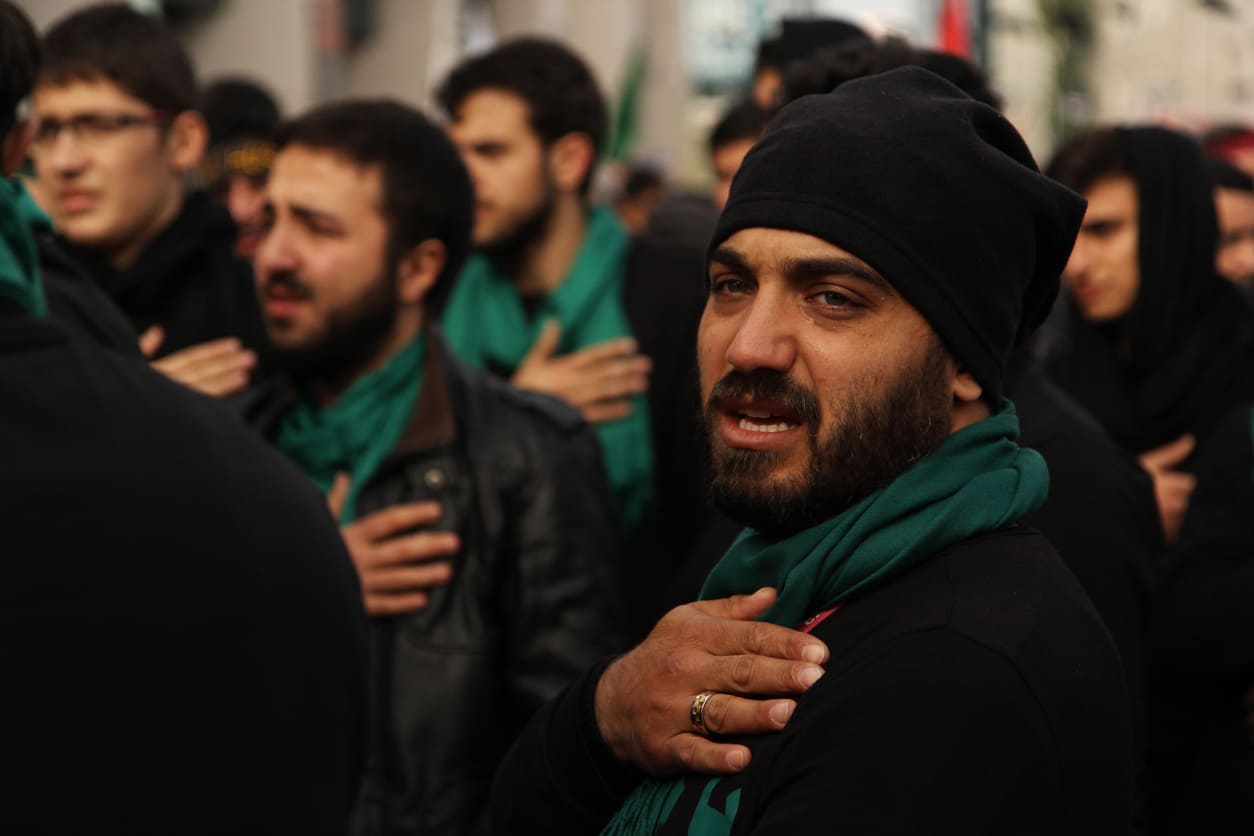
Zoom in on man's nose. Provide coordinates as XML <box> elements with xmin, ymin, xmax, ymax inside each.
<box><xmin>724</xmin><ymin>291</ymin><xmax>798</xmax><ymax>373</ymax></box>
<box><xmin>38</xmin><ymin>128</ymin><xmax>89</xmax><ymax>175</ymax></box>
<box><xmin>253</xmin><ymin>220</ymin><xmax>296</xmax><ymax>277</ymax></box>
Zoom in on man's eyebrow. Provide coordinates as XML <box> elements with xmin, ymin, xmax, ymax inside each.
<box><xmin>781</xmin><ymin>256</ymin><xmax>893</xmax><ymax>293</ymax></box>
<box><xmin>289</xmin><ymin>203</ymin><xmax>343</xmax><ymax>228</ymax></box>
<box><xmin>708</xmin><ymin>245</ymin><xmax>753</xmax><ymax>274</ymax></box>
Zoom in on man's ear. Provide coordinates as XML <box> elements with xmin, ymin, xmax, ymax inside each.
<box><xmin>547</xmin><ymin>131</ymin><xmax>596</xmax><ymax>195</ymax></box>
<box><xmin>1</xmin><ymin>118</ymin><xmax>35</xmax><ymax>177</ymax></box>
<box><xmin>166</xmin><ymin>110</ymin><xmax>208</xmax><ymax>175</ymax></box>
<box><xmin>951</xmin><ymin>364</ymin><xmax>984</xmax><ymax>407</ymax></box>
<box><xmin>396</xmin><ymin>238</ymin><xmax>447</xmax><ymax>306</ymax></box>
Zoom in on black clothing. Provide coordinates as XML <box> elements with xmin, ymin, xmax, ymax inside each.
<box><xmin>37</xmin><ymin>233</ymin><xmax>140</xmax><ymax>354</ymax></box>
<box><xmin>63</xmin><ymin>190</ymin><xmax>269</xmax><ymax>361</ymax></box>
<box><xmin>244</xmin><ymin>330</ymin><xmax>626</xmax><ymax>836</ymax></box>
<box><xmin>0</xmin><ymin>299</ymin><xmax>367</xmax><ymax>834</ymax></box>
<box><xmin>492</xmin><ymin>528</ymin><xmax>1135</xmax><ymax>835</ymax></box>
<box><xmin>1045</xmin><ymin>127</ymin><xmax>1254</xmax><ymax>455</ymax></box>
<box><xmin>1010</xmin><ymin>367</ymin><xmax>1161</xmax><ymax>738</ymax></box>
<box><xmin>1147</xmin><ymin>404</ymin><xmax>1254</xmax><ymax>834</ymax></box>
<box><xmin>714</xmin><ymin>66</ymin><xmax>1086</xmax><ymax>399</ymax></box>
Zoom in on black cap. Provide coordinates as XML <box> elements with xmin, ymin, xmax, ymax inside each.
<box><xmin>711</xmin><ymin>66</ymin><xmax>1086</xmax><ymax>398</ymax></box>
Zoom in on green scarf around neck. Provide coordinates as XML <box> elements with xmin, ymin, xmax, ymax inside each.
<box><xmin>275</xmin><ymin>335</ymin><xmax>426</xmax><ymax>524</ymax></box>
<box><xmin>441</xmin><ymin>205</ymin><xmax>654</xmax><ymax>532</ymax></box>
<box><xmin>0</xmin><ymin>177</ymin><xmax>49</xmax><ymax>318</ymax></box>
<box><xmin>602</xmin><ymin>403</ymin><xmax>1049</xmax><ymax>836</ymax></box>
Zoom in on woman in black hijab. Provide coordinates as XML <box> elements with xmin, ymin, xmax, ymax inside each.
<box><xmin>1044</xmin><ymin>126</ymin><xmax>1254</xmax><ymax>541</ymax></box>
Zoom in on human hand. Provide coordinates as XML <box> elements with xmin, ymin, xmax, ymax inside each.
<box><xmin>140</xmin><ymin>326</ymin><xmax>257</xmax><ymax>398</ymax></box>
<box><xmin>510</xmin><ymin>320</ymin><xmax>651</xmax><ymax>424</ymax></box>
<box><xmin>329</xmin><ymin>473</ymin><xmax>458</xmax><ymax>617</ymax></box>
<box><xmin>1139</xmin><ymin>434</ymin><xmax>1197</xmax><ymax>544</ymax></box>
<box><xmin>593</xmin><ymin>587</ymin><xmax>828</xmax><ymax>777</ymax></box>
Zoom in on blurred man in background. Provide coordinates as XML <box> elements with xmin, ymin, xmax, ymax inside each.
<box><xmin>437</xmin><ymin>37</ymin><xmax>714</xmax><ymax>637</ymax></box>
<box><xmin>246</xmin><ymin>98</ymin><xmax>624</xmax><ymax>835</ymax></box>
<box><xmin>30</xmin><ymin>3</ymin><xmax>263</xmax><ymax>397</ymax></box>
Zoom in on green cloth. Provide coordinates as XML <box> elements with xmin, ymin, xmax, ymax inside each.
<box><xmin>601</xmin><ymin>403</ymin><xmax>1049</xmax><ymax>836</ymax></box>
<box><xmin>441</xmin><ymin>206</ymin><xmax>654</xmax><ymax>531</ymax></box>
<box><xmin>275</xmin><ymin>335</ymin><xmax>426</xmax><ymax>524</ymax></box>
<box><xmin>0</xmin><ymin>177</ymin><xmax>49</xmax><ymax>318</ymax></box>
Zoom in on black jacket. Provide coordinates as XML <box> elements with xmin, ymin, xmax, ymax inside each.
<box><xmin>0</xmin><ymin>299</ymin><xmax>367</xmax><ymax>834</ymax></box>
<box><xmin>492</xmin><ymin>528</ymin><xmax>1135</xmax><ymax>835</ymax></box>
<box><xmin>244</xmin><ymin>331</ymin><xmax>626</xmax><ymax>836</ymax></box>
<box><xmin>62</xmin><ymin>190</ymin><xmax>269</xmax><ymax>362</ymax></box>
<box><xmin>37</xmin><ymin>232</ymin><xmax>140</xmax><ymax>355</ymax></box>
<box><xmin>1146</xmin><ymin>404</ymin><xmax>1254</xmax><ymax>835</ymax></box>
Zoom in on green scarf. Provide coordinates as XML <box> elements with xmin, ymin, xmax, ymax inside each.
<box><xmin>0</xmin><ymin>177</ymin><xmax>49</xmax><ymax>318</ymax></box>
<box><xmin>275</xmin><ymin>335</ymin><xmax>426</xmax><ymax>524</ymax></box>
<box><xmin>602</xmin><ymin>403</ymin><xmax>1048</xmax><ymax>836</ymax></box>
<box><xmin>441</xmin><ymin>205</ymin><xmax>654</xmax><ymax>532</ymax></box>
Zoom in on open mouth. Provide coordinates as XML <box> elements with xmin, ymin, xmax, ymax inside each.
<box><xmin>735</xmin><ymin>407</ymin><xmax>801</xmax><ymax>433</ymax></box>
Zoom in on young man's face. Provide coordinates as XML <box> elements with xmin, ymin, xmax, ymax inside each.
<box><xmin>253</xmin><ymin>144</ymin><xmax>397</xmax><ymax>375</ymax></box>
<box><xmin>698</xmin><ymin>227</ymin><xmax>957</xmax><ymax>536</ymax></box>
<box><xmin>447</xmin><ymin>89</ymin><xmax>553</xmax><ymax>251</ymax></box>
<box><xmin>30</xmin><ymin>78</ymin><xmax>187</xmax><ymax>267</ymax></box>
<box><xmin>1214</xmin><ymin>186</ymin><xmax>1254</xmax><ymax>289</ymax></box>
<box><xmin>1064</xmin><ymin>176</ymin><xmax>1141</xmax><ymax>322</ymax></box>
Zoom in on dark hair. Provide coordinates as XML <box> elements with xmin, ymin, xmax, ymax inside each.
<box><xmin>38</xmin><ymin>3</ymin><xmax>198</xmax><ymax>113</ymax></box>
<box><xmin>1045</xmin><ymin>128</ymin><xmax>1128</xmax><ymax>195</ymax></box>
<box><xmin>274</xmin><ymin>99</ymin><xmax>473</xmax><ymax>310</ymax></box>
<box><xmin>622</xmin><ymin>163</ymin><xmax>664</xmax><ymax>199</ymax></box>
<box><xmin>0</xmin><ymin>0</ymin><xmax>40</xmax><ymax>137</ymax></box>
<box><xmin>436</xmin><ymin>37</ymin><xmax>606</xmax><ymax>193</ymax></box>
<box><xmin>754</xmin><ymin>35</ymin><xmax>783</xmax><ymax>74</ymax></box>
<box><xmin>203</xmin><ymin>78</ymin><xmax>280</xmax><ymax>146</ymax></box>
<box><xmin>780</xmin><ymin>36</ymin><xmax>1002</xmax><ymax>111</ymax></box>
<box><xmin>708</xmin><ymin>99</ymin><xmax>772</xmax><ymax>154</ymax></box>
<box><xmin>1208</xmin><ymin>157</ymin><xmax>1254</xmax><ymax>192</ymax></box>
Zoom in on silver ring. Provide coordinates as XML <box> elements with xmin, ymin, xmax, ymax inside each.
<box><xmin>690</xmin><ymin>690</ymin><xmax>717</xmax><ymax>735</ymax></box>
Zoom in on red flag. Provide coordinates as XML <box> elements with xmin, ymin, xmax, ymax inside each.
<box><xmin>938</xmin><ymin>0</ymin><xmax>972</xmax><ymax>57</ymax></box>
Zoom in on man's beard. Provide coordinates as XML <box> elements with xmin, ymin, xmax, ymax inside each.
<box><xmin>700</xmin><ymin>340</ymin><xmax>954</xmax><ymax>538</ymax></box>
<box><xmin>267</xmin><ymin>266</ymin><xmax>400</xmax><ymax>392</ymax></box>
<box><xmin>476</xmin><ymin>179</ymin><xmax>557</xmax><ymax>270</ymax></box>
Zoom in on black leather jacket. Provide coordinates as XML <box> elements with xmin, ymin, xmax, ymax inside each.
<box><xmin>245</xmin><ymin>331</ymin><xmax>626</xmax><ymax>835</ymax></box>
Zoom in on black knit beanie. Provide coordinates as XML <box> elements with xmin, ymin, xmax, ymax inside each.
<box><xmin>711</xmin><ymin>66</ymin><xmax>1086</xmax><ymax>398</ymax></box>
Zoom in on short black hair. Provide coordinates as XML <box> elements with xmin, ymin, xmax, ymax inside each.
<box><xmin>0</xmin><ymin>0</ymin><xmax>40</xmax><ymax>137</ymax></box>
<box><xmin>780</xmin><ymin>37</ymin><xmax>1002</xmax><ymax>112</ymax></box>
<box><xmin>1045</xmin><ymin>128</ymin><xmax>1127</xmax><ymax>196</ymax></box>
<box><xmin>203</xmin><ymin>78</ymin><xmax>280</xmax><ymax>147</ymax></box>
<box><xmin>754</xmin><ymin>35</ymin><xmax>784</xmax><ymax>74</ymax></box>
<box><xmin>436</xmin><ymin>37</ymin><xmax>606</xmax><ymax>193</ymax></box>
<box><xmin>622</xmin><ymin>163</ymin><xmax>664</xmax><ymax>199</ymax></box>
<box><xmin>708</xmin><ymin>99</ymin><xmax>772</xmax><ymax>154</ymax></box>
<box><xmin>38</xmin><ymin>3</ymin><xmax>198</xmax><ymax>113</ymax></box>
<box><xmin>274</xmin><ymin>99</ymin><xmax>473</xmax><ymax>311</ymax></box>
<box><xmin>1208</xmin><ymin>157</ymin><xmax>1254</xmax><ymax>193</ymax></box>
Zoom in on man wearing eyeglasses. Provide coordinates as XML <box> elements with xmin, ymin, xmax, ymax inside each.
<box><xmin>29</xmin><ymin>3</ymin><xmax>265</xmax><ymax>398</ymax></box>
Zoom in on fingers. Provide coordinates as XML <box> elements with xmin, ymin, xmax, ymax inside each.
<box><xmin>1140</xmin><ymin>433</ymin><xmax>1196</xmax><ymax>471</ymax></box>
<box><xmin>566</xmin><ymin>336</ymin><xmax>643</xmax><ymax>369</ymax></box>
<box><xmin>689</xmin><ymin>593</ymin><xmax>829</xmax><ymax>664</ymax></box>
<box><xmin>373</xmin><ymin>531</ymin><xmax>461</xmax><ymax>565</ymax></box>
<box><xmin>670</xmin><ymin>737</ymin><xmax>752</xmax><ymax>775</ymax></box>
<box><xmin>327</xmin><ymin>472</ymin><xmax>350</xmax><ymax>519</ymax></box>
<box><xmin>519</xmin><ymin>319</ymin><xmax>562</xmax><ymax>366</ymax></box>
<box><xmin>708</xmin><ymin>654</ymin><xmax>824</xmax><ymax>695</ymax></box>
<box><xmin>580</xmin><ymin>399</ymin><xmax>635</xmax><ymax>424</ymax></box>
<box><xmin>568</xmin><ymin>356</ymin><xmax>651</xmax><ymax>405</ymax></box>
<box><xmin>698</xmin><ymin>693</ymin><xmax>796</xmax><ymax>737</ymax></box>
<box><xmin>138</xmin><ymin>325</ymin><xmax>164</xmax><ymax>358</ymax></box>
<box><xmin>151</xmin><ymin>337</ymin><xmax>257</xmax><ymax>397</ymax></box>
<box><xmin>1155</xmin><ymin>470</ymin><xmax>1196</xmax><ymax>544</ymax></box>
<box><xmin>359</xmin><ymin>560</ymin><xmax>454</xmax><ymax>592</ymax></box>
<box><xmin>696</xmin><ymin>587</ymin><xmax>777</xmax><ymax>621</ymax></box>
<box><xmin>354</xmin><ymin>501</ymin><xmax>443</xmax><ymax>541</ymax></box>
<box><xmin>364</xmin><ymin>591</ymin><xmax>432</xmax><ymax>617</ymax></box>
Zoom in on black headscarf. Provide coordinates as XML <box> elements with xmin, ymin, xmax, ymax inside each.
<box><xmin>1046</xmin><ymin>126</ymin><xmax>1254</xmax><ymax>454</ymax></box>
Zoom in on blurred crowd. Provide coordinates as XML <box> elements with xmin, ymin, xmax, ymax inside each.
<box><xmin>4</xmin><ymin>3</ymin><xmax>1254</xmax><ymax>835</ymax></box>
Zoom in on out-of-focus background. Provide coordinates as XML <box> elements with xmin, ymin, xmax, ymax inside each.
<box><xmin>19</xmin><ymin>0</ymin><xmax>1254</xmax><ymax>186</ymax></box>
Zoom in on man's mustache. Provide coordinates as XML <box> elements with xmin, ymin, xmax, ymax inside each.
<box><xmin>263</xmin><ymin>271</ymin><xmax>312</xmax><ymax>298</ymax></box>
<box><xmin>706</xmin><ymin>369</ymin><xmax>820</xmax><ymax>428</ymax></box>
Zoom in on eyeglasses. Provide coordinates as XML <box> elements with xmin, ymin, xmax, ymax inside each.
<box><xmin>31</xmin><ymin>111</ymin><xmax>174</xmax><ymax>149</ymax></box>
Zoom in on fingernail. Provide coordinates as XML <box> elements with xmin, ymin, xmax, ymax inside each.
<box><xmin>727</xmin><ymin>750</ymin><xmax>745</xmax><ymax>770</ymax></box>
<box><xmin>801</xmin><ymin>644</ymin><xmax>826</xmax><ymax>664</ymax></box>
<box><xmin>799</xmin><ymin>665</ymin><xmax>824</xmax><ymax>688</ymax></box>
<box><xmin>769</xmin><ymin>702</ymin><xmax>794</xmax><ymax>726</ymax></box>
